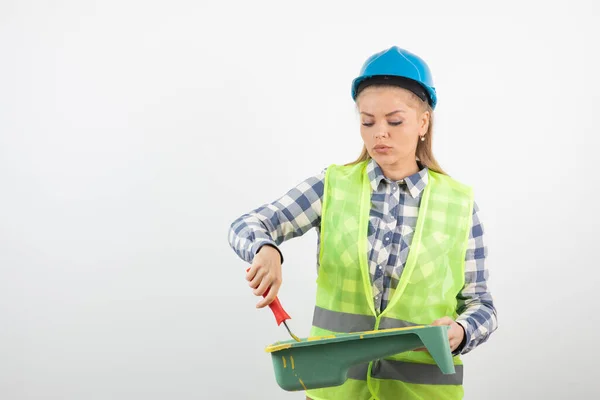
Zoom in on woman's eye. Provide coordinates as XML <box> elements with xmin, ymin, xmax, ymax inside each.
<box><xmin>362</xmin><ymin>122</ymin><xmax>374</xmax><ymax>127</ymax></box>
<box><xmin>388</xmin><ymin>121</ymin><xmax>403</xmax><ymax>126</ymax></box>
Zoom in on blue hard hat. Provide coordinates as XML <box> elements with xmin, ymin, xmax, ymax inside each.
<box><xmin>351</xmin><ymin>46</ymin><xmax>437</xmax><ymax>109</ymax></box>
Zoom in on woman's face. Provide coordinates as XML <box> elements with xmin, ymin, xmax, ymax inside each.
<box><xmin>357</xmin><ymin>86</ymin><xmax>429</xmax><ymax>168</ymax></box>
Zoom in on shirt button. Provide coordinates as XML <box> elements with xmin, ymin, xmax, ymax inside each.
<box><xmin>378</xmin><ymin>265</ymin><xmax>382</xmax><ymax>270</ymax></box>
<box><xmin>384</xmin><ymin>236</ymin><xmax>390</xmax><ymax>242</ymax></box>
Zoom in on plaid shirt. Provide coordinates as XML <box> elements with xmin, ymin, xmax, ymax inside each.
<box><xmin>228</xmin><ymin>158</ymin><xmax>497</xmax><ymax>355</ymax></box>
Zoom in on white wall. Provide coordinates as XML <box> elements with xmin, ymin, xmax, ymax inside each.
<box><xmin>1</xmin><ymin>1</ymin><xmax>599</xmax><ymax>399</ymax></box>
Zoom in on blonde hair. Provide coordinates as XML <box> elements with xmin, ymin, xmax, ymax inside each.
<box><xmin>346</xmin><ymin>85</ymin><xmax>447</xmax><ymax>175</ymax></box>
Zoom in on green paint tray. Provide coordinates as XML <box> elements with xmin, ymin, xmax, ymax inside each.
<box><xmin>264</xmin><ymin>325</ymin><xmax>454</xmax><ymax>391</ymax></box>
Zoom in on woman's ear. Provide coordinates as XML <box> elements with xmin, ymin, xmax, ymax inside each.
<box><xmin>419</xmin><ymin>111</ymin><xmax>430</xmax><ymax>136</ymax></box>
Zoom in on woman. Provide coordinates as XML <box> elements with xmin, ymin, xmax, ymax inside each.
<box><xmin>228</xmin><ymin>46</ymin><xmax>497</xmax><ymax>400</ymax></box>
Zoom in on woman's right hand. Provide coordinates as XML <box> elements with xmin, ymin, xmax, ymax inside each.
<box><xmin>245</xmin><ymin>245</ymin><xmax>283</xmax><ymax>309</ymax></box>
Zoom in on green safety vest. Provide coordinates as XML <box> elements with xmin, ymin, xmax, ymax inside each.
<box><xmin>305</xmin><ymin>160</ymin><xmax>474</xmax><ymax>400</ymax></box>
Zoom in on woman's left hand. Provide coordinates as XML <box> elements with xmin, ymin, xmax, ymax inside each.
<box><xmin>415</xmin><ymin>316</ymin><xmax>465</xmax><ymax>353</ymax></box>
<box><xmin>431</xmin><ymin>317</ymin><xmax>465</xmax><ymax>352</ymax></box>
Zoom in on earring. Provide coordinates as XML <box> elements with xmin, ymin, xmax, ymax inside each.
<box><xmin>420</xmin><ymin>136</ymin><xmax>425</xmax><ymax>142</ymax></box>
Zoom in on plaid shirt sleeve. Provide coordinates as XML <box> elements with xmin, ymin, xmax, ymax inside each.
<box><xmin>454</xmin><ymin>201</ymin><xmax>498</xmax><ymax>354</ymax></box>
<box><xmin>227</xmin><ymin>170</ymin><xmax>326</xmax><ymax>264</ymax></box>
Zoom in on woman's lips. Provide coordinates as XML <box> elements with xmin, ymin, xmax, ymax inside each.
<box><xmin>374</xmin><ymin>145</ymin><xmax>392</xmax><ymax>154</ymax></box>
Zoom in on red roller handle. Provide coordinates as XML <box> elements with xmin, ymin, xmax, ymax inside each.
<box><xmin>246</xmin><ymin>268</ymin><xmax>290</xmax><ymax>326</ymax></box>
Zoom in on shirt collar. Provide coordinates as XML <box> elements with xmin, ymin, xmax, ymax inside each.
<box><xmin>366</xmin><ymin>158</ymin><xmax>429</xmax><ymax>198</ymax></box>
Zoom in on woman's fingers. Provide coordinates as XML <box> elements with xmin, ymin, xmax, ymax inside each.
<box><xmin>429</xmin><ymin>317</ymin><xmax>465</xmax><ymax>352</ymax></box>
<box><xmin>253</xmin><ymin>272</ymin><xmax>273</xmax><ymax>296</ymax></box>
<box><xmin>245</xmin><ymin>246</ymin><xmax>284</xmax><ymax>308</ymax></box>
<box><xmin>449</xmin><ymin>338</ymin><xmax>459</xmax><ymax>351</ymax></box>
<box><xmin>245</xmin><ymin>265</ymin><xmax>257</xmax><ymax>281</ymax></box>
<box><xmin>257</xmin><ymin>278</ymin><xmax>281</xmax><ymax>308</ymax></box>
<box><xmin>431</xmin><ymin>317</ymin><xmax>454</xmax><ymax>327</ymax></box>
<box><xmin>248</xmin><ymin>266</ymin><xmax>266</xmax><ymax>289</ymax></box>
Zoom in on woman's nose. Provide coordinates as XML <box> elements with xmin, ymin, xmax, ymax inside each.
<box><xmin>374</xmin><ymin>128</ymin><xmax>389</xmax><ymax>139</ymax></box>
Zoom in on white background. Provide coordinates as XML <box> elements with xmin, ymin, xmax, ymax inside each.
<box><xmin>1</xmin><ymin>1</ymin><xmax>599</xmax><ymax>399</ymax></box>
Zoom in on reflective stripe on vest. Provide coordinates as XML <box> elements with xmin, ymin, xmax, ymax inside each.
<box><xmin>312</xmin><ymin>305</ymin><xmax>418</xmax><ymax>332</ymax></box>
<box><xmin>347</xmin><ymin>361</ymin><xmax>463</xmax><ymax>385</ymax></box>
